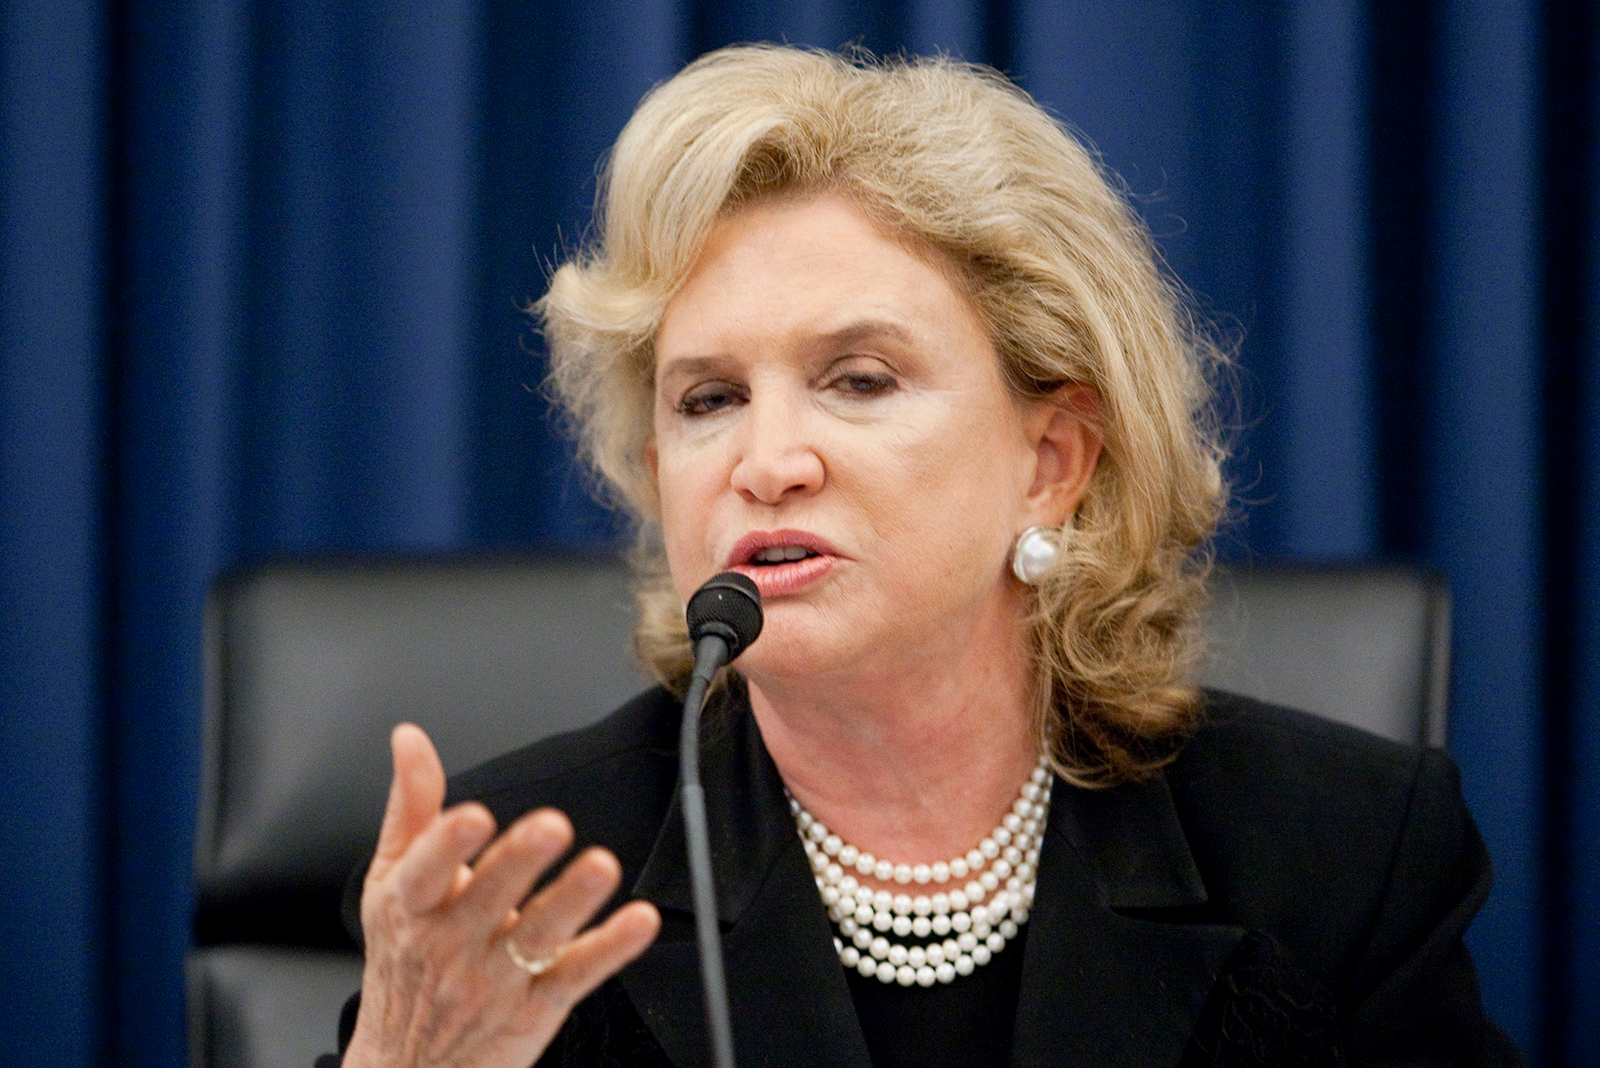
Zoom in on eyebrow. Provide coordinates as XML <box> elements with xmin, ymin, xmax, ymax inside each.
<box><xmin>820</xmin><ymin>318</ymin><xmax>917</xmax><ymax>351</ymax></box>
<box><xmin>654</xmin><ymin>354</ymin><xmax>728</xmax><ymax>381</ymax></box>
<box><xmin>654</xmin><ymin>317</ymin><xmax>921</xmax><ymax>383</ymax></box>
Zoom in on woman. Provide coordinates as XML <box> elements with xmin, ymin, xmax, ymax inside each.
<box><xmin>331</xmin><ymin>46</ymin><xmax>1518</xmax><ymax>1068</ymax></box>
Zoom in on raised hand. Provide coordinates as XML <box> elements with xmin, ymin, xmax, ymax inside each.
<box><xmin>343</xmin><ymin>724</ymin><xmax>660</xmax><ymax>1068</ymax></box>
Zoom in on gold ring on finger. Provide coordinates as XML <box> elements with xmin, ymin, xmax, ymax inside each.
<box><xmin>505</xmin><ymin>937</ymin><xmax>559</xmax><ymax>977</ymax></box>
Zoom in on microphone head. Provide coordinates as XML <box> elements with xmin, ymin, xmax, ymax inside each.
<box><xmin>686</xmin><ymin>571</ymin><xmax>764</xmax><ymax>659</ymax></box>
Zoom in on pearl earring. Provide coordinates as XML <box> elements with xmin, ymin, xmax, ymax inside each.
<box><xmin>1011</xmin><ymin>526</ymin><xmax>1062</xmax><ymax>585</ymax></box>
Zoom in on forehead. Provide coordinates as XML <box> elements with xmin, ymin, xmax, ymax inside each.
<box><xmin>655</xmin><ymin>194</ymin><xmax>988</xmax><ymax>360</ymax></box>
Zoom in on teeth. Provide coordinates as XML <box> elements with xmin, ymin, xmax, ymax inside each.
<box><xmin>753</xmin><ymin>545</ymin><xmax>815</xmax><ymax>563</ymax></box>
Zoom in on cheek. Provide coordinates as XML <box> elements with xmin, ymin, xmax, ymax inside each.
<box><xmin>841</xmin><ymin>420</ymin><xmax>1029</xmax><ymax>570</ymax></box>
<box><xmin>653</xmin><ymin>447</ymin><xmax>725</xmax><ymax>598</ymax></box>
<box><xmin>875</xmin><ymin>411</ymin><xmax>1030</xmax><ymax>509</ymax></box>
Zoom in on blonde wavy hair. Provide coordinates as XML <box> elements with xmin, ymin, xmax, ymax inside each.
<box><xmin>538</xmin><ymin>44</ymin><xmax>1229</xmax><ymax>786</ymax></box>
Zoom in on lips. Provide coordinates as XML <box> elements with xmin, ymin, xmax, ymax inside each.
<box><xmin>725</xmin><ymin>529</ymin><xmax>842</xmax><ymax>597</ymax></box>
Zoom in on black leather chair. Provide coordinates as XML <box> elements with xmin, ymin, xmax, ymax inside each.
<box><xmin>187</xmin><ymin>556</ymin><xmax>1448</xmax><ymax>1068</ymax></box>
<box><xmin>189</xmin><ymin>553</ymin><xmax>649</xmax><ymax>1068</ymax></box>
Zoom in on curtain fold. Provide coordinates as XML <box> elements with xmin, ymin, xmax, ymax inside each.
<box><xmin>2</xmin><ymin>1</ymin><xmax>1594</xmax><ymax>1063</ymax></box>
<box><xmin>1430</xmin><ymin>0</ymin><xmax>1543</xmax><ymax>1042</ymax></box>
<box><xmin>0</xmin><ymin>3</ymin><xmax>106</xmax><ymax>1064</ymax></box>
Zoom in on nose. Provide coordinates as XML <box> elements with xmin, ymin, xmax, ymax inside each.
<box><xmin>729</xmin><ymin>387</ymin><xmax>825</xmax><ymax>505</ymax></box>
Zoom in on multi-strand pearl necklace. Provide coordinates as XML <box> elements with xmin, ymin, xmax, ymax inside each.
<box><xmin>787</xmin><ymin>754</ymin><xmax>1053</xmax><ymax>988</ymax></box>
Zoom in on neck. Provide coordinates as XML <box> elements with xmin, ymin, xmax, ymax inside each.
<box><xmin>745</xmin><ymin>619</ymin><xmax>1040</xmax><ymax>870</ymax></box>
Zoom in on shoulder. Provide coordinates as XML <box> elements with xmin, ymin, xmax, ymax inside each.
<box><xmin>1169</xmin><ymin>690</ymin><xmax>1467</xmax><ymax>850</ymax></box>
<box><xmin>445</xmin><ymin>685</ymin><xmax>683</xmax><ymax>878</ymax></box>
<box><xmin>1171</xmin><ymin>688</ymin><xmax>1435</xmax><ymax>818</ymax></box>
<box><xmin>1166</xmin><ymin>693</ymin><xmax>1516</xmax><ymax>1060</ymax></box>
<box><xmin>1166</xmin><ymin>690</ymin><xmax>1483</xmax><ymax>986</ymax></box>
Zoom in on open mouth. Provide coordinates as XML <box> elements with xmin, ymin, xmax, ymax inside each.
<box><xmin>748</xmin><ymin>545</ymin><xmax>821</xmax><ymax>565</ymax></box>
<box><xmin>728</xmin><ymin>533</ymin><xmax>838</xmax><ymax>596</ymax></box>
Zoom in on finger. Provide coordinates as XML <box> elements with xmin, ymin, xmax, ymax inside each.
<box><xmin>385</xmin><ymin>800</ymin><xmax>497</xmax><ymax>915</ymax></box>
<box><xmin>521</xmin><ymin>900</ymin><xmax>661</xmax><ymax>1012</ymax></box>
<box><xmin>451</xmin><ymin>808</ymin><xmax>575</xmax><ymax>934</ymax></box>
<box><xmin>370</xmin><ymin>724</ymin><xmax>448</xmax><ymax>875</ymax></box>
<box><xmin>501</xmin><ymin>846</ymin><xmax>625</xmax><ymax>966</ymax></box>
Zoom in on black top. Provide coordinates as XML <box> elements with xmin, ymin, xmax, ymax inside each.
<box><xmin>331</xmin><ymin>685</ymin><xmax>1522</xmax><ymax>1068</ymax></box>
<box><xmin>845</xmin><ymin>923</ymin><xmax>1028</xmax><ymax>1068</ymax></box>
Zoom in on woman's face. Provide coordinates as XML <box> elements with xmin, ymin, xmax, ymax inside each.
<box><xmin>650</xmin><ymin>194</ymin><xmax>1087</xmax><ymax>684</ymax></box>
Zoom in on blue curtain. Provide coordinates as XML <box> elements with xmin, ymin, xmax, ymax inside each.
<box><xmin>2</xmin><ymin>0</ymin><xmax>1595</xmax><ymax>1064</ymax></box>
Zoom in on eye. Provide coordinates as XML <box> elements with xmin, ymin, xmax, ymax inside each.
<box><xmin>675</xmin><ymin>380</ymin><xmax>748</xmax><ymax>417</ymax></box>
<box><xmin>826</xmin><ymin>369</ymin><xmax>898</xmax><ymax>398</ymax></box>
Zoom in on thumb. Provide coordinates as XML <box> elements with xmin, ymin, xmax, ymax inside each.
<box><xmin>369</xmin><ymin>722</ymin><xmax>446</xmax><ymax>877</ymax></box>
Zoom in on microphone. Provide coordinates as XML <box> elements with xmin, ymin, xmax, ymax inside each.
<box><xmin>679</xmin><ymin>572</ymin><xmax>762</xmax><ymax>1068</ymax></box>
<box><xmin>686</xmin><ymin>571</ymin><xmax>764</xmax><ymax>672</ymax></box>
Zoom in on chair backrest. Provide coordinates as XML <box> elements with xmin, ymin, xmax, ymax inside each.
<box><xmin>1198</xmin><ymin>564</ymin><xmax>1450</xmax><ymax>747</ymax></box>
<box><xmin>190</xmin><ymin>552</ymin><xmax>648</xmax><ymax>1068</ymax></box>
<box><xmin>188</xmin><ymin>556</ymin><xmax>1448</xmax><ymax>1067</ymax></box>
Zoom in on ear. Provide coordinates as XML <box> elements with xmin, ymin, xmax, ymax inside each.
<box><xmin>1023</xmin><ymin>385</ymin><xmax>1103</xmax><ymax>526</ymax></box>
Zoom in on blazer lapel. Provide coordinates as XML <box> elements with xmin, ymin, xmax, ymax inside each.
<box><xmin>623</xmin><ymin>700</ymin><xmax>874</xmax><ymax>1068</ymax></box>
<box><xmin>619</xmin><ymin>693</ymin><xmax>1240</xmax><ymax>1068</ymax></box>
<box><xmin>1011</xmin><ymin>773</ymin><xmax>1245</xmax><ymax>1067</ymax></box>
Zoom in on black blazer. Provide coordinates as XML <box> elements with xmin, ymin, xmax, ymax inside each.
<box><xmin>333</xmin><ymin>686</ymin><xmax>1520</xmax><ymax>1067</ymax></box>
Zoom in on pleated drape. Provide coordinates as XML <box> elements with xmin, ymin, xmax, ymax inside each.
<box><xmin>2</xmin><ymin>1</ymin><xmax>1595</xmax><ymax>1063</ymax></box>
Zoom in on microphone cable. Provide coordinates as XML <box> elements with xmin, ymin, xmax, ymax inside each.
<box><xmin>680</xmin><ymin>571</ymin><xmax>763</xmax><ymax>1068</ymax></box>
